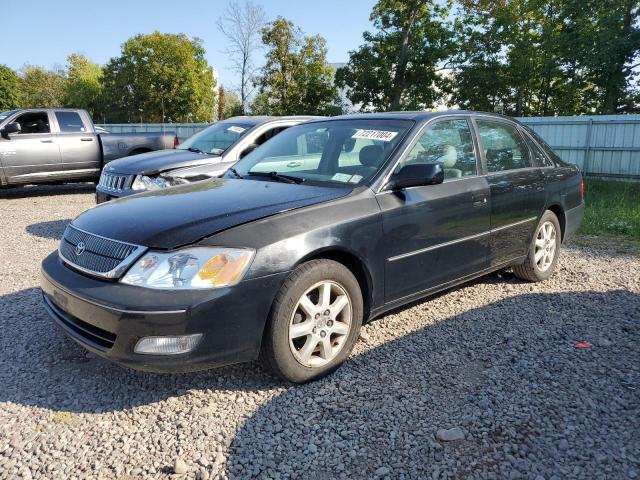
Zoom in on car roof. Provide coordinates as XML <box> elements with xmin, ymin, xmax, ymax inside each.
<box><xmin>326</xmin><ymin>110</ymin><xmax>516</xmax><ymax>123</ymax></box>
<box><xmin>223</xmin><ymin>115</ymin><xmax>325</xmax><ymax>126</ymax></box>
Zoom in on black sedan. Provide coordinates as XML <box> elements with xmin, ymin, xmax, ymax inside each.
<box><xmin>40</xmin><ymin>111</ymin><xmax>584</xmax><ymax>383</ymax></box>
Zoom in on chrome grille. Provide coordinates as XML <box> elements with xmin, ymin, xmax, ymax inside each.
<box><xmin>99</xmin><ymin>172</ymin><xmax>131</xmax><ymax>191</ymax></box>
<box><xmin>59</xmin><ymin>225</ymin><xmax>146</xmax><ymax>278</ymax></box>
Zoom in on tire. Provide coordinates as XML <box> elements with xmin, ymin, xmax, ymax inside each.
<box><xmin>261</xmin><ymin>259</ymin><xmax>363</xmax><ymax>383</ymax></box>
<box><xmin>513</xmin><ymin>210</ymin><xmax>562</xmax><ymax>282</ymax></box>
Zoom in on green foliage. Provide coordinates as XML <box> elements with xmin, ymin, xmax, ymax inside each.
<box><xmin>0</xmin><ymin>65</ymin><xmax>20</xmax><ymax>111</ymax></box>
<box><xmin>63</xmin><ymin>54</ymin><xmax>104</xmax><ymax>119</ymax></box>
<box><xmin>450</xmin><ymin>0</ymin><xmax>640</xmax><ymax>116</ymax></box>
<box><xmin>336</xmin><ymin>0</ymin><xmax>453</xmax><ymax>111</ymax></box>
<box><xmin>217</xmin><ymin>85</ymin><xmax>243</xmax><ymax>120</ymax></box>
<box><xmin>580</xmin><ymin>179</ymin><xmax>640</xmax><ymax>239</ymax></box>
<box><xmin>102</xmin><ymin>32</ymin><xmax>217</xmax><ymax>122</ymax></box>
<box><xmin>19</xmin><ymin>65</ymin><xmax>66</xmax><ymax>108</ymax></box>
<box><xmin>256</xmin><ymin>17</ymin><xmax>341</xmax><ymax>116</ymax></box>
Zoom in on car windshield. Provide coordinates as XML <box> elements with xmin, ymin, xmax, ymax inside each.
<box><xmin>178</xmin><ymin>121</ymin><xmax>254</xmax><ymax>154</ymax></box>
<box><xmin>229</xmin><ymin>119</ymin><xmax>413</xmax><ymax>186</ymax></box>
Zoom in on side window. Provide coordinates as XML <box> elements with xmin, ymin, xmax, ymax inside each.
<box><xmin>13</xmin><ymin>111</ymin><xmax>50</xmax><ymax>134</ymax></box>
<box><xmin>403</xmin><ymin>119</ymin><xmax>477</xmax><ymax>181</ymax></box>
<box><xmin>528</xmin><ymin>137</ymin><xmax>554</xmax><ymax>167</ymax></box>
<box><xmin>55</xmin><ymin>111</ymin><xmax>86</xmax><ymax>133</ymax></box>
<box><xmin>476</xmin><ymin>120</ymin><xmax>531</xmax><ymax>172</ymax></box>
<box><xmin>254</xmin><ymin>126</ymin><xmax>289</xmax><ymax>146</ymax></box>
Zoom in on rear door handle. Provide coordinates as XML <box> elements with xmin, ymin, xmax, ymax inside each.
<box><xmin>80</xmin><ymin>138</ymin><xmax>94</xmax><ymax>142</ymax></box>
<box><xmin>40</xmin><ymin>139</ymin><xmax>54</xmax><ymax>143</ymax></box>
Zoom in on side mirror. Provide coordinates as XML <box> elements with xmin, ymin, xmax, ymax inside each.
<box><xmin>239</xmin><ymin>143</ymin><xmax>259</xmax><ymax>159</ymax></box>
<box><xmin>387</xmin><ymin>163</ymin><xmax>444</xmax><ymax>190</ymax></box>
<box><xmin>1</xmin><ymin>122</ymin><xmax>20</xmax><ymax>139</ymax></box>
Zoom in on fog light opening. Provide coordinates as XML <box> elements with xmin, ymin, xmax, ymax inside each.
<box><xmin>134</xmin><ymin>334</ymin><xmax>203</xmax><ymax>355</ymax></box>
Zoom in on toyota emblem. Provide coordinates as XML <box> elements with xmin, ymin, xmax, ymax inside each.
<box><xmin>75</xmin><ymin>242</ymin><xmax>86</xmax><ymax>256</ymax></box>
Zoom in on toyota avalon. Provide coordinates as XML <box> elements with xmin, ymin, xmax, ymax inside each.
<box><xmin>41</xmin><ymin>111</ymin><xmax>584</xmax><ymax>383</ymax></box>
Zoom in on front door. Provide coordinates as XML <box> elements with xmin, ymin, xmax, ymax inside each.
<box><xmin>378</xmin><ymin>118</ymin><xmax>491</xmax><ymax>303</ymax></box>
<box><xmin>474</xmin><ymin>118</ymin><xmax>545</xmax><ymax>267</ymax></box>
<box><xmin>0</xmin><ymin>110</ymin><xmax>61</xmax><ymax>184</ymax></box>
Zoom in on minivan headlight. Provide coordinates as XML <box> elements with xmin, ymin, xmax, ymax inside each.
<box><xmin>121</xmin><ymin>247</ymin><xmax>254</xmax><ymax>289</ymax></box>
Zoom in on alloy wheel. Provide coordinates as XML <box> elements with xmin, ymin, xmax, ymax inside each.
<box><xmin>534</xmin><ymin>221</ymin><xmax>557</xmax><ymax>272</ymax></box>
<box><xmin>288</xmin><ymin>280</ymin><xmax>353</xmax><ymax>368</ymax></box>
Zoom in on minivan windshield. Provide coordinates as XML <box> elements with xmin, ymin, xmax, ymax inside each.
<box><xmin>178</xmin><ymin>121</ymin><xmax>254</xmax><ymax>154</ymax></box>
<box><xmin>228</xmin><ymin>119</ymin><xmax>413</xmax><ymax>186</ymax></box>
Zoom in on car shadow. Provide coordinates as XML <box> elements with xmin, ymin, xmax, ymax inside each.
<box><xmin>0</xmin><ymin>183</ymin><xmax>95</xmax><ymax>199</ymax></box>
<box><xmin>25</xmin><ymin>219</ymin><xmax>72</xmax><ymax>239</ymax></box>
<box><xmin>0</xmin><ymin>285</ymin><xmax>637</xmax><ymax>478</ymax></box>
<box><xmin>225</xmin><ymin>288</ymin><xmax>639</xmax><ymax>479</ymax></box>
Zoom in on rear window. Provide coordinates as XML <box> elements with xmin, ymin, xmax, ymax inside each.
<box><xmin>55</xmin><ymin>111</ymin><xmax>87</xmax><ymax>133</ymax></box>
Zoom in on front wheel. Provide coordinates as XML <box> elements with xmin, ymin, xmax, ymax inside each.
<box><xmin>513</xmin><ymin>210</ymin><xmax>561</xmax><ymax>282</ymax></box>
<box><xmin>261</xmin><ymin>259</ymin><xmax>363</xmax><ymax>383</ymax></box>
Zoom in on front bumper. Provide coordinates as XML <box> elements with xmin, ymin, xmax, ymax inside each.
<box><xmin>96</xmin><ymin>187</ymin><xmax>130</xmax><ymax>204</ymax></box>
<box><xmin>40</xmin><ymin>252</ymin><xmax>287</xmax><ymax>372</ymax></box>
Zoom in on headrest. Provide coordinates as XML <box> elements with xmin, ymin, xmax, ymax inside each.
<box><xmin>441</xmin><ymin>145</ymin><xmax>457</xmax><ymax>168</ymax></box>
<box><xmin>359</xmin><ymin>145</ymin><xmax>384</xmax><ymax>167</ymax></box>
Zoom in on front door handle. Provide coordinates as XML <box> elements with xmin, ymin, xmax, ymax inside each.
<box><xmin>40</xmin><ymin>139</ymin><xmax>54</xmax><ymax>143</ymax></box>
<box><xmin>472</xmin><ymin>194</ymin><xmax>488</xmax><ymax>207</ymax></box>
<box><xmin>80</xmin><ymin>138</ymin><xmax>94</xmax><ymax>142</ymax></box>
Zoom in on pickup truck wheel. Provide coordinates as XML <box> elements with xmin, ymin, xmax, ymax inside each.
<box><xmin>261</xmin><ymin>259</ymin><xmax>363</xmax><ymax>383</ymax></box>
<box><xmin>513</xmin><ymin>210</ymin><xmax>561</xmax><ymax>282</ymax></box>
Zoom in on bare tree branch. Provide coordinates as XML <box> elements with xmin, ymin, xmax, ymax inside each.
<box><xmin>216</xmin><ymin>1</ymin><xmax>266</xmax><ymax>114</ymax></box>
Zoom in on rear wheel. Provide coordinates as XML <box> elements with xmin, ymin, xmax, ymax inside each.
<box><xmin>261</xmin><ymin>259</ymin><xmax>363</xmax><ymax>383</ymax></box>
<box><xmin>513</xmin><ymin>210</ymin><xmax>561</xmax><ymax>282</ymax></box>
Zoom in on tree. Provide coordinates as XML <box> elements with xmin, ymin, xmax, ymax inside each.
<box><xmin>451</xmin><ymin>0</ymin><xmax>640</xmax><ymax>116</ymax></box>
<box><xmin>216</xmin><ymin>1</ymin><xmax>266</xmax><ymax>114</ymax></box>
<box><xmin>256</xmin><ymin>17</ymin><xmax>341</xmax><ymax>115</ymax></box>
<box><xmin>217</xmin><ymin>85</ymin><xmax>243</xmax><ymax>120</ymax></box>
<box><xmin>19</xmin><ymin>65</ymin><xmax>66</xmax><ymax>108</ymax></box>
<box><xmin>63</xmin><ymin>54</ymin><xmax>104</xmax><ymax>119</ymax></box>
<box><xmin>563</xmin><ymin>0</ymin><xmax>639</xmax><ymax>113</ymax></box>
<box><xmin>335</xmin><ymin>0</ymin><xmax>453</xmax><ymax>111</ymax></box>
<box><xmin>102</xmin><ymin>32</ymin><xmax>217</xmax><ymax>122</ymax></box>
<box><xmin>0</xmin><ymin>65</ymin><xmax>20</xmax><ymax>111</ymax></box>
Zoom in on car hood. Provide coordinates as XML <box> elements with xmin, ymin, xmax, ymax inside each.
<box><xmin>104</xmin><ymin>149</ymin><xmax>222</xmax><ymax>175</ymax></box>
<box><xmin>73</xmin><ymin>178</ymin><xmax>352</xmax><ymax>249</ymax></box>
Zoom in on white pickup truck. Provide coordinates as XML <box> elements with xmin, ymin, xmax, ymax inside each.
<box><xmin>0</xmin><ymin>108</ymin><xmax>177</xmax><ymax>187</ymax></box>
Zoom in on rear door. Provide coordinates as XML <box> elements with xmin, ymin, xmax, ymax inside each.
<box><xmin>378</xmin><ymin>117</ymin><xmax>491</xmax><ymax>302</ymax></box>
<box><xmin>473</xmin><ymin>117</ymin><xmax>545</xmax><ymax>267</ymax></box>
<box><xmin>0</xmin><ymin>110</ymin><xmax>61</xmax><ymax>183</ymax></box>
<box><xmin>54</xmin><ymin>110</ymin><xmax>101</xmax><ymax>177</ymax></box>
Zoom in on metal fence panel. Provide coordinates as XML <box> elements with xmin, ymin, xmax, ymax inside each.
<box><xmin>518</xmin><ymin>115</ymin><xmax>640</xmax><ymax>178</ymax></box>
<box><xmin>97</xmin><ymin>123</ymin><xmax>209</xmax><ymax>142</ymax></box>
<box><xmin>101</xmin><ymin>115</ymin><xmax>640</xmax><ymax>178</ymax></box>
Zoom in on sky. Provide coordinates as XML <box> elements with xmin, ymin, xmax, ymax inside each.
<box><xmin>2</xmin><ymin>0</ymin><xmax>378</xmax><ymax>88</ymax></box>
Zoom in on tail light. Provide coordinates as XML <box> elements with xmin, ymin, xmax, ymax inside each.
<box><xmin>579</xmin><ymin>178</ymin><xmax>584</xmax><ymax>200</ymax></box>
<box><xmin>173</xmin><ymin>136</ymin><xmax>180</xmax><ymax>148</ymax></box>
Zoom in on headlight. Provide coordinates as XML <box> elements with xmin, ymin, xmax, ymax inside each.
<box><xmin>121</xmin><ymin>247</ymin><xmax>254</xmax><ymax>289</ymax></box>
<box><xmin>131</xmin><ymin>175</ymin><xmax>187</xmax><ymax>191</ymax></box>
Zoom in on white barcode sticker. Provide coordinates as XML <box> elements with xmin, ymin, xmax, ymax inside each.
<box><xmin>227</xmin><ymin>126</ymin><xmax>246</xmax><ymax>134</ymax></box>
<box><xmin>351</xmin><ymin>129</ymin><xmax>398</xmax><ymax>142</ymax></box>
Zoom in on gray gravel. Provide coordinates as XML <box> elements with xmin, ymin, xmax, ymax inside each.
<box><xmin>1</xmin><ymin>184</ymin><xmax>639</xmax><ymax>480</ymax></box>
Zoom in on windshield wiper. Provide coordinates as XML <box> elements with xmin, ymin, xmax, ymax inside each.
<box><xmin>247</xmin><ymin>171</ymin><xmax>305</xmax><ymax>184</ymax></box>
<box><xmin>183</xmin><ymin>146</ymin><xmax>217</xmax><ymax>155</ymax></box>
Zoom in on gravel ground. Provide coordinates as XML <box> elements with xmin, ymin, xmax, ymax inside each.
<box><xmin>0</xmin><ymin>184</ymin><xmax>639</xmax><ymax>480</ymax></box>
